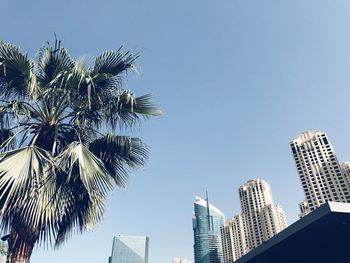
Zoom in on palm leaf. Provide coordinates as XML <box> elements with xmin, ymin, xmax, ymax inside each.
<box><xmin>89</xmin><ymin>133</ymin><xmax>149</xmax><ymax>187</ymax></box>
<box><xmin>50</xmin><ymin>142</ymin><xmax>114</xmax><ymax>246</ymax></box>
<box><xmin>36</xmin><ymin>39</ymin><xmax>75</xmax><ymax>89</ymax></box>
<box><xmin>14</xmin><ymin>171</ymin><xmax>104</xmax><ymax>248</ymax></box>
<box><xmin>89</xmin><ymin>49</ymin><xmax>139</xmax><ymax>104</ymax></box>
<box><xmin>0</xmin><ymin>42</ymin><xmax>32</xmax><ymax>99</ymax></box>
<box><xmin>0</xmin><ymin>129</ymin><xmax>15</xmax><ymax>152</ymax></box>
<box><xmin>0</xmin><ymin>140</ymin><xmax>59</xmax><ymax>249</ymax></box>
<box><xmin>0</xmin><ymin>100</ymin><xmax>40</xmax><ymax>129</ymax></box>
<box><xmin>0</xmin><ymin>146</ymin><xmax>53</xmax><ymax>208</ymax></box>
<box><xmin>103</xmin><ymin>91</ymin><xmax>162</xmax><ymax>129</ymax></box>
<box><xmin>132</xmin><ymin>94</ymin><xmax>163</xmax><ymax>116</ymax></box>
<box><xmin>52</xmin><ymin>181</ymin><xmax>105</xmax><ymax>247</ymax></box>
<box><xmin>56</xmin><ymin>142</ymin><xmax>113</xmax><ymax>197</ymax></box>
<box><xmin>92</xmin><ymin>48</ymin><xmax>138</xmax><ymax>76</ymax></box>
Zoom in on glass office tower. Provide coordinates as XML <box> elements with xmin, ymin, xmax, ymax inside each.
<box><xmin>193</xmin><ymin>196</ymin><xmax>225</xmax><ymax>263</ymax></box>
<box><xmin>108</xmin><ymin>235</ymin><xmax>149</xmax><ymax>263</ymax></box>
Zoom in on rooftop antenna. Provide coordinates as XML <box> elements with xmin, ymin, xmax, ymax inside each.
<box><xmin>206</xmin><ymin>190</ymin><xmax>209</xmax><ymax>208</ymax></box>
<box><xmin>206</xmin><ymin>190</ymin><xmax>212</xmax><ymax>230</ymax></box>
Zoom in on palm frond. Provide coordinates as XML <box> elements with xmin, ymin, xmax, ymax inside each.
<box><xmin>89</xmin><ymin>49</ymin><xmax>139</xmax><ymax>107</ymax></box>
<box><xmin>65</xmin><ymin>57</ymin><xmax>90</xmax><ymax>95</ymax></box>
<box><xmin>0</xmin><ymin>142</ymin><xmax>106</xmax><ymax>248</ymax></box>
<box><xmin>0</xmin><ymin>42</ymin><xmax>32</xmax><ymax>99</ymax></box>
<box><xmin>132</xmin><ymin>94</ymin><xmax>163</xmax><ymax>116</ymax></box>
<box><xmin>54</xmin><ymin>125</ymin><xmax>96</xmax><ymax>154</ymax></box>
<box><xmin>92</xmin><ymin>48</ymin><xmax>139</xmax><ymax>77</ymax></box>
<box><xmin>12</xmin><ymin>171</ymin><xmax>104</xmax><ymax>248</ymax></box>
<box><xmin>52</xmin><ymin>181</ymin><xmax>105</xmax><ymax>247</ymax></box>
<box><xmin>36</xmin><ymin>39</ymin><xmax>75</xmax><ymax>89</ymax></box>
<box><xmin>0</xmin><ymin>146</ymin><xmax>54</xmax><ymax>231</ymax></box>
<box><xmin>56</xmin><ymin>142</ymin><xmax>113</xmax><ymax>197</ymax></box>
<box><xmin>89</xmin><ymin>133</ymin><xmax>149</xmax><ymax>187</ymax></box>
<box><xmin>0</xmin><ymin>100</ymin><xmax>42</xmax><ymax>129</ymax></box>
<box><xmin>0</xmin><ymin>129</ymin><xmax>15</xmax><ymax>152</ymax></box>
<box><xmin>103</xmin><ymin>91</ymin><xmax>162</xmax><ymax>129</ymax></box>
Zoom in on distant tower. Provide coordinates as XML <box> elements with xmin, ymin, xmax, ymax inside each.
<box><xmin>108</xmin><ymin>235</ymin><xmax>149</xmax><ymax>263</ymax></box>
<box><xmin>221</xmin><ymin>179</ymin><xmax>287</xmax><ymax>263</ymax></box>
<box><xmin>298</xmin><ymin>200</ymin><xmax>310</xmax><ymax>218</ymax></box>
<box><xmin>221</xmin><ymin>214</ymin><xmax>247</xmax><ymax>263</ymax></box>
<box><xmin>193</xmin><ymin>196</ymin><xmax>225</xmax><ymax>263</ymax></box>
<box><xmin>290</xmin><ymin>131</ymin><xmax>350</xmax><ymax>217</ymax></box>
<box><xmin>239</xmin><ymin>179</ymin><xmax>273</xmax><ymax>214</ymax></box>
<box><xmin>172</xmin><ymin>258</ymin><xmax>192</xmax><ymax>263</ymax></box>
<box><xmin>340</xmin><ymin>162</ymin><xmax>350</xmax><ymax>192</ymax></box>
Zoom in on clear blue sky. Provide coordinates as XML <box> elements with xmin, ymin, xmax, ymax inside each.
<box><xmin>2</xmin><ymin>0</ymin><xmax>350</xmax><ymax>262</ymax></box>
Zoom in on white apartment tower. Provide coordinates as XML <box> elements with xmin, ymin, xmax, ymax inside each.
<box><xmin>221</xmin><ymin>215</ymin><xmax>247</xmax><ymax>263</ymax></box>
<box><xmin>172</xmin><ymin>259</ymin><xmax>192</xmax><ymax>263</ymax></box>
<box><xmin>221</xmin><ymin>180</ymin><xmax>287</xmax><ymax>263</ymax></box>
<box><xmin>340</xmin><ymin>162</ymin><xmax>350</xmax><ymax>192</ymax></box>
<box><xmin>239</xmin><ymin>179</ymin><xmax>273</xmax><ymax>214</ymax></box>
<box><xmin>290</xmin><ymin>131</ymin><xmax>350</xmax><ymax>217</ymax></box>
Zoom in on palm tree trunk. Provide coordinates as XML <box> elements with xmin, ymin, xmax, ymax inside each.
<box><xmin>6</xmin><ymin>230</ymin><xmax>35</xmax><ymax>263</ymax></box>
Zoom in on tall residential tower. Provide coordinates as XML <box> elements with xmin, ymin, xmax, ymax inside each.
<box><xmin>193</xmin><ymin>196</ymin><xmax>225</xmax><ymax>263</ymax></box>
<box><xmin>221</xmin><ymin>180</ymin><xmax>287</xmax><ymax>263</ymax></box>
<box><xmin>290</xmin><ymin>131</ymin><xmax>350</xmax><ymax>217</ymax></box>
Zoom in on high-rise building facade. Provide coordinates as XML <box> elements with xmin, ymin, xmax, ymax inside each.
<box><xmin>221</xmin><ymin>214</ymin><xmax>247</xmax><ymax>263</ymax></box>
<box><xmin>290</xmin><ymin>131</ymin><xmax>350</xmax><ymax>217</ymax></box>
<box><xmin>108</xmin><ymin>235</ymin><xmax>149</xmax><ymax>263</ymax></box>
<box><xmin>193</xmin><ymin>196</ymin><xmax>225</xmax><ymax>263</ymax></box>
<box><xmin>340</xmin><ymin>162</ymin><xmax>350</xmax><ymax>192</ymax></box>
<box><xmin>221</xmin><ymin>180</ymin><xmax>287</xmax><ymax>263</ymax></box>
<box><xmin>298</xmin><ymin>200</ymin><xmax>310</xmax><ymax>218</ymax></box>
<box><xmin>239</xmin><ymin>179</ymin><xmax>273</xmax><ymax>214</ymax></box>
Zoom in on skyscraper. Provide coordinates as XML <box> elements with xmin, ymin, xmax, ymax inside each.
<box><xmin>232</xmin><ymin>202</ymin><xmax>350</xmax><ymax>263</ymax></box>
<box><xmin>221</xmin><ymin>214</ymin><xmax>247</xmax><ymax>263</ymax></box>
<box><xmin>108</xmin><ymin>235</ymin><xmax>149</xmax><ymax>263</ymax></box>
<box><xmin>193</xmin><ymin>196</ymin><xmax>225</xmax><ymax>263</ymax></box>
<box><xmin>221</xmin><ymin>179</ymin><xmax>287</xmax><ymax>263</ymax></box>
<box><xmin>290</xmin><ymin>131</ymin><xmax>350</xmax><ymax>217</ymax></box>
<box><xmin>340</xmin><ymin>162</ymin><xmax>350</xmax><ymax>191</ymax></box>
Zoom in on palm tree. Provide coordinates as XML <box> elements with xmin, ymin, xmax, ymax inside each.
<box><xmin>0</xmin><ymin>39</ymin><xmax>161</xmax><ymax>263</ymax></box>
